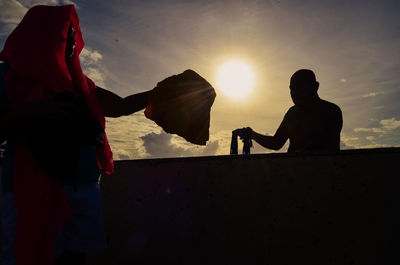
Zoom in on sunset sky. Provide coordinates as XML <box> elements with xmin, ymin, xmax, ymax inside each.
<box><xmin>1</xmin><ymin>0</ymin><xmax>400</xmax><ymax>159</ymax></box>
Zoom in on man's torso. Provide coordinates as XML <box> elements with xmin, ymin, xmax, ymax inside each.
<box><xmin>284</xmin><ymin>99</ymin><xmax>341</xmax><ymax>152</ymax></box>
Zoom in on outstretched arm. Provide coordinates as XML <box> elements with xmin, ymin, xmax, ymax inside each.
<box><xmin>252</xmin><ymin>128</ymin><xmax>288</xmax><ymax>151</ymax></box>
<box><xmin>234</xmin><ymin>120</ymin><xmax>288</xmax><ymax>151</ymax></box>
<box><xmin>95</xmin><ymin>86</ymin><xmax>153</xmax><ymax>118</ymax></box>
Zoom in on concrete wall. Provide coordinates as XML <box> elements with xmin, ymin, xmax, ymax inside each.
<box><xmin>1</xmin><ymin>148</ymin><xmax>400</xmax><ymax>264</ymax></box>
<box><xmin>88</xmin><ymin>148</ymin><xmax>400</xmax><ymax>265</ymax></box>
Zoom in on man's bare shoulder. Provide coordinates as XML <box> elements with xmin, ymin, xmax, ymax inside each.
<box><xmin>320</xmin><ymin>99</ymin><xmax>342</xmax><ymax>114</ymax></box>
<box><xmin>283</xmin><ymin>105</ymin><xmax>297</xmax><ymax>118</ymax></box>
<box><xmin>286</xmin><ymin>105</ymin><xmax>297</xmax><ymax>113</ymax></box>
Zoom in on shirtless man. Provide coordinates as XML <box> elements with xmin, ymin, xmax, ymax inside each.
<box><xmin>234</xmin><ymin>69</ymin><xmax>342</xmax><ymax>153</ymax></box>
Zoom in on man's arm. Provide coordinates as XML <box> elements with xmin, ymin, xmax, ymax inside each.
<box><xmin>95</xmin><ymin>86</ymin><xmax>153</xmax><ymax>118</ymax></box>
<box><xmin>252</xmin><ymin>125</ymin><xmax>288</xmax><ymax>150</ymax></box>
<box><xmin>234</xmin><ymin>120</ymin><xmax>289</xmax><ymax>151</ymax></box>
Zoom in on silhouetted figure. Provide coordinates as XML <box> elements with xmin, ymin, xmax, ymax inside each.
<box><xmin>0</xmin><ymin>5</ymin><xmax>152</xmax><ymax>265</ymax></box>
<box><xmin>234</xmin><ymin>69</ymin><xmax>342</xmax><ymax>153</ymax></box>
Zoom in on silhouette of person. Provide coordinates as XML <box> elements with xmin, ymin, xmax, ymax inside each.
<box><xmin>234</xmin><ymin>69</ymin><xmax>342</xmax><ymax>152</ymax></box>
<box><xmin>0</xmin><ymin>5</ymin><xmax>152</xmax><ymax>265</ymax></box>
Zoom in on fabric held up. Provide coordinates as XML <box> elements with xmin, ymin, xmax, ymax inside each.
<box><xmin>145</xmin><ymin>69</ymin><xmax>216</xmax><ymax>145</ymax></box>
<box><xmin>0</xmin><ymin>5</ymin><xmax>113</xmax><ymax>265</ymax></box>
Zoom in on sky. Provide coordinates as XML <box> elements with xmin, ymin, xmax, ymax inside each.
<box><xmin>1</xmin><ymin>0</ymin><xmax>400</xmax><ymax>160</ymax></box>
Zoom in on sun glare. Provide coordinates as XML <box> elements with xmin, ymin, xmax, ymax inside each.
<box><xmin>216</xmin><ymin>60</ymin><xmax>255</xmax><ymax>100</ymax></box>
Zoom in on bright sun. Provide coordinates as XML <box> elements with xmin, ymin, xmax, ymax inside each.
<box><xmin>216</xmin><ymin>60</ymin><xmax>255</xmax><ymax>100</ymax></box>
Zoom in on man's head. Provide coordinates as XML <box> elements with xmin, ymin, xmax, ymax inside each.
<box><xmin>289</xmin><ymin>69</ymin><xmax>319</xmax><ymax>107</ymax></box>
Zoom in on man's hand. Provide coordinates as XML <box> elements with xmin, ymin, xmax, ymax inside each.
<box><xmin>233</xmin><ymin>127</ymin><xmax>253</xmax><ymax>140</ymax></box>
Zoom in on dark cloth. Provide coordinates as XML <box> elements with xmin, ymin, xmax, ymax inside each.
<box><xmin>145</xmin><ymin>69</ymin><xmax>216</xmax><ymax>145</ymax></box>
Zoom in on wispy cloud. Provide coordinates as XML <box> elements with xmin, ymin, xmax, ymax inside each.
<box><xmin>354</xmin><ymin>127</ymin><xmax>385</xmax><ymax>133</ymax></box>
<box><xmin>366</xmin><ymin>136</ymin><xmax>375</xmax><ymax>141</ymax></box>
<box><xmin>362</xmin><ymin>92</ymin><xmax>384</xmax><ymax>98</ymax></box>
<box><xmin>380</xmin><ymin>118</ymin><xmax>400</xmax><ymax>130</ymax></box>
<box><xmin>340</xmin><ymin>135</ymin><xmax>359</xmax><ymax>149</ymax></box>
<box><xmin>354</xmin><ymin>118</ymin><xmax>400</xmax><ymax>134</ymax></box>
<box><xmin>80</xmin><ymin>47</ymin><xmax>106</xmax><ymax>87</ymax></box>
<box><xmin>0</xmin><ymin>0</ymin><xmax>27</xmax><ymax>36</ymax></box>
<box><xmin>341</xmin><ymin>133</ymin><xmax>393</xmax><ymax>149</ymax></box>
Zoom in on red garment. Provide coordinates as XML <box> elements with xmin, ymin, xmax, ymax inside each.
<box><xmin>0</xmin><ymin>5</ymin><xmax>113</xmax><ymax>265</ymax></box>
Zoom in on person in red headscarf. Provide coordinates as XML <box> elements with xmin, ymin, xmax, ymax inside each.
<box><xmin>0</xmin><ymin>5</ymin><xmax>152</xmax><ymax>265</ymax></box>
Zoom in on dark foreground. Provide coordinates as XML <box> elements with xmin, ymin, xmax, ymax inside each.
<box><xmin>2</xmin><ymin>148</ymin><xmax>400</xmax><ymax>265</ymax></box>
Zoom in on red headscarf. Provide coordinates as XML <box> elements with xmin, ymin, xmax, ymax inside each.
<box><xmin>0</xmin><ymin>5</ymin><xmax>113</xmax><ymax>264</ymax></box>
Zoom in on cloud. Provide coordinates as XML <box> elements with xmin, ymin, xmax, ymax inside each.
<box><xmin>141</xmin><ymin>131</ymin><xmax>219</xmax><ymax>158</ymax></box>
<box><xmin>366</xmin><ymin>136</ymin><xmax>375</xmax><ymax>141</ymax></box>
<box><xmin>106</xmin><ymin>112</ymin><xmax>223</xmax><ymax>160</ymax></box>
<box><xmin>354</xmin><ymin>127</ymin><xmax>385</xmax><ymax>133</ymax></box>
<box><xmin>0</xmin><ymin>0</ymin><xmax>27</xmax><ymax>36</ymax></box>
<box><xmin>362</xmin><ymin>92</ymin><xmax>384</xmax><ymax>98</ymax></box>
<box><xmin>79</xmin><ymin>47</ymin><xmax>106</xmax><ymax>87</ymax></box>
<box><xmin>84</xmin><ymin>67</ymin><xmax>105</xmax><ymax>87</ymax></box>
<box><xmin>113</xmin><ymin>149</ymin><xmax>131</xmax><ymax>161</ymax></box>
<box><xmin>340</xmin><ymin>133</ymin><xmax>393</xmax><ymax>149</ymax></box>
<box><xmin>0</xmin><ymin>0</ymin><xmax>78</xmax><ymax>38</ymax></box>
<box><xmin>340</xmin><ymin>78</ymin><xmax>347</xmax><ymax>83</ymax></box>
<box><xmin>105</xmin><ymin>113</ymin><xmax>160</xmax><ymax>160</ymax></box>
<box><xmin>141</xmin><ymin>132</ymin><xmax>183</xmax><ymax>157</ymax></box>
<box><xmin>202</xmin><ymin>140</ymin><xmax>219</xmax><ymax>156</ymax></box>
<box><xmin>355</xmin><ymin>143</ymin><xmax>391</xmax><ymax>149</ymax></box>
<box><xmin>354</xmin><ymin>118</ymin><xmax>400</xmax><ymax>134</ymax></box>
<box><xmin>340</xmin><ymin>135</ymin><xmax>358</xmax><ymax>149</ymax></box>
<box><xmin>380</xmin><ymin>118</ymin><xmax>400</xmax><ymax>131</ymax></box>
<box><xmin>80</xmin><ymin>48</ymin><xmax>103</xmax><ymax>65</ymax></box>
<box><xmin>340</xmin><ymin>141</ymin><xmax>355</xmax><ymax>150</ymax></box>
